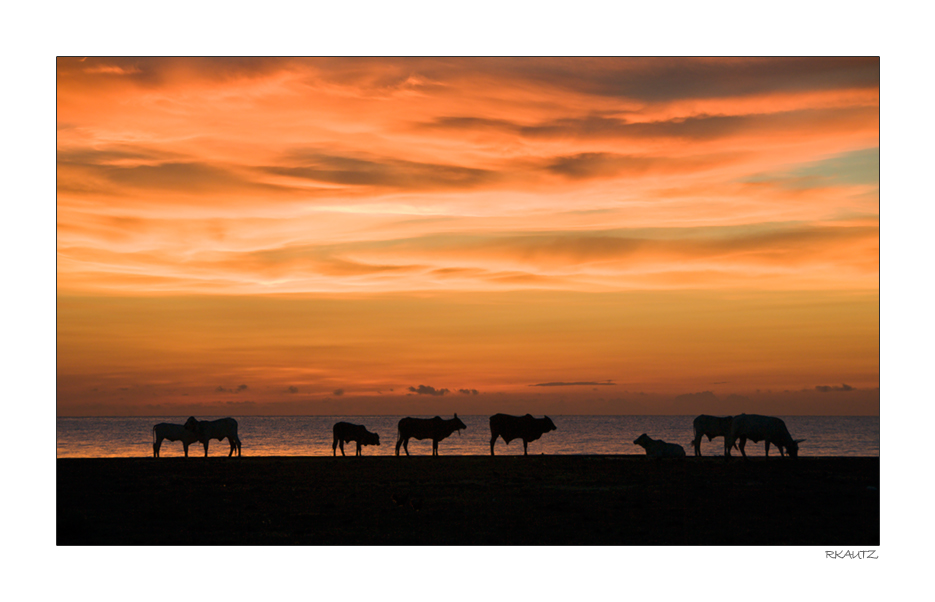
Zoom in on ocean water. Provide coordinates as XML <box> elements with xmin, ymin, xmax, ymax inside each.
<box><xmin>56</xmin><ymin>415</ymin><xmax>879</xmax><ymax>458</ymax></box>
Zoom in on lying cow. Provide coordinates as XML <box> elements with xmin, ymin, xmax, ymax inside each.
<box><xmin>332</xmin><ymin>422</ymin><xmax>380</xmax><ymax>456</ymax></box>
<box><xmin>691</xmin><ymin>414</ymin><xmax>734</xmax><ymax>456</ymax></box>
<box><xmin>633</xmin><ymin>433</ymin><xmax>686</xmax><ymax>458</ymax></box>
<box><xmin>726</xmin><ymin>414</ymin><xmax>803</xmax><ymax>459</ymax></box>
<box><xmin>489</xmin><ymin>413</ymin><xmax>556</xmax><ymax>456</ymax></box>
<box><xmin>152</xmin><ymin>422</ymin><xmax>200</xmax><ymax>457</ymax></box>
<box><xmin>184</xmin><ymin>416</ymin><xmax>242</xmax><ymax>457</ymax></box>
<box><xmin>396</xmin><ymin>414</ymin><xmax>466</xmax><ymax>456</ymax></box>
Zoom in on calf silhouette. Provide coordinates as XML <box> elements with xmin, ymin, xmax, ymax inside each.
<box><xmin>634</xmin><ymin>433</ymin><xmax>686</xmax><ymax>458</ymax></box>
<box><xmin>332</xmin><ymin>422</ymin><xmax>380</xmax><ymax>456</ymax></box>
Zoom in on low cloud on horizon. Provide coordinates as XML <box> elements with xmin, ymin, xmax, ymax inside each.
<box><xmin>530</xmin><ymin>381</ymin><xmax>616</xmax><ymax>387</ymax></box>
<box><xmin>408</xmin><ymin>385</ymin><xmax>449</xmax><ymax>396</ymax></box>
<box><xmin>216</xmin><ymin>384</ymin><xmax>248</xmax><ymax>394</ymax></box>
<box><xmin>815</xmin><ymin>384</ymin><xmax>855</xmax><ymax>392</ymax></box>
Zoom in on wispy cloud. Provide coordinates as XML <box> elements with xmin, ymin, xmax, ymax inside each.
<box><xmin>265</xmin><ymin>152</ymin><xmax>499</xmax><ymax>190</ymax></box>
<box><xmin>426</xmin><ymin>105</ymin><xmax>878</xmax><ymax>143</ymax></box>
<box><xmin>82</xmin><ymin>64</ymin><xmax>142</xmax><ymax>76</ymax></box>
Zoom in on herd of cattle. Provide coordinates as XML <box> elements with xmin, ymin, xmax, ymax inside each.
<box><xmin>152</xmin><ymin>413</ymin><xmax>803</xmax><ymax>459</ymax></box>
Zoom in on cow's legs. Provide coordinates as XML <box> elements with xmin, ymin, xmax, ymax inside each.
<box><xmin>183</xmin><ymin>441</ymin><xmax>189</xmax><ymax>457</ymax></box>
<box><xmin>432</xmin><ymin>440</ymin><xmax>438</xmax><ymax>456</ymax></box>
<box><xmin>228</xmin><ymin>437</ymin><xmax>236</xmax><ymax>457</ymax></box>
<box><xmin>692</xmin><ymin>435</ymin><xmax>702</xmax><ymax>457</ymax></box>
<box><xmin>523</xmin><ymin>440</ymin><xmax>528</xmax><ymax>455</ymax></box>
<box><xmin>490</xmin><ymin>435</ymin><xmax>497</xmax><ymax>456</ymax></box>
<box><xmin>396</xmin><ymin>438</ymin><xmax>410</xmax><ymax>456</ymax></box>
<box><xmin>154</xmin><ymin>437</ymin><xmax>162</xmax><ymax>458</ymax></box>
<box><xmin>764</xmin><ymin>441</ymin><xmax>770</xmax><ymax>457</ymax></box>
<box><xmin>738</xmin><ymin>437</ymin><xmax>748</xmax><ymax>459</ymax></box>
<box><xmin>339</xmin><ymin>440</ymin><xmax>346</xmax><ymax>456</ymax></box>
<box><xmin>235</xmin><ymin>437</ymin><xmax>242</xmax><ymax>457</ymax></box>
<box><xmin>356</xmin><ymin>442</ymin><xmax>362</xmax><ymax>456</ymax></box>
<box><xmin>202</xmin><ymin>440</ymin><xmax>209</xmax><ymax>457</ymax></box>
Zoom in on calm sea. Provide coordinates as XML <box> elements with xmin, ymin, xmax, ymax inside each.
<box><xmin>56</xmin><ymin>415</ymin><xmax>879</xmax><ymax>458</ymax></box>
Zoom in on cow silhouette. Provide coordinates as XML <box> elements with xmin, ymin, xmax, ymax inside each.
<box><xmin>332</xmin><ymin>422</ymin><xmax>380</xmax><ymax>456</ymax></box>
<box><xmin>489</xmin><ymin>413</ymin><xmax>556</xmax><ymax>455</ymax></box>
<box><xmin>395</xmin><ymin>414</ymin><xmax>466</xmax><ymax>456</ymax></box>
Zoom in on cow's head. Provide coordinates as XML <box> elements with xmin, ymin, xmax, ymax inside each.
<box><xmin>365</xmin><ymin>431</ymin><xmax>380</xmax><ymax>446</ymax></box>
<box><xmin>787</xmin><ymin>439</ymin><xmax>805</xmax><ymax>458</ymax></box>
<box><xmin>184</xmin><ymin>416</ymin><xmax>201</xmax><ymax>434</ymax></box>
<box><xmin>543</xmin><ymin>416</ymin><xmax>557</xmax><ymax>432</ymax></box>
<box><xmin>452</xmin><ymin>413</ymin><xmax>466</xmax><ymax>434</ymax></box>
<box><xmin>633</xmin><ymin>433</ymin><xmax>650</xmax><ymax>447</ymax></box>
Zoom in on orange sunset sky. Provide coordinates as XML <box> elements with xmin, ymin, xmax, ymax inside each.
<box><xmin>56</xmin><ymin>57</ymin><xmax>879</xmax><ymax>416</ymax></box>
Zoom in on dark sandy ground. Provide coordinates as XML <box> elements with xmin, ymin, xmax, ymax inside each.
<box><xmin>57</xmin><ymin>455</ymin><xmax>878</xmax><ymax>546</ymax></box>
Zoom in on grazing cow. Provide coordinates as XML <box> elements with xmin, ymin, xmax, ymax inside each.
<box><xmin>691</xmin><ymin>414</ymin><xmax>734</xmax><ymax>456</ymax></box>
<box><xmin>633</xmin><ymin>433</ymin><xmax>686</xmax><ymax>458</ymax></box>
<box><xmin>183</xmin><ymin>416</ymin><xmax>242</xmax><ymax>457</ymax></box>
<box><xmin>726</xmin><ymin>413</ymin><xmax>804</xmax><ymax>459</ymax></box>
<box><xmin>395</xmin><ymin>414</ymin><xmax>466</xmax><ymax>456</ymax></box>
<box><xmin>332</xmin><ymin>422</ymin><xmax>380</xmax><ymax>456</ymax></box>
<box><xmin>152</xmin><ymin>422</ymin><xmax>200</xmax><ymax>457</ymax></box>
<box><xmin>489</xmin><ymin>413</ymin><xmax>557</xmax><ymax>456</ymax></box>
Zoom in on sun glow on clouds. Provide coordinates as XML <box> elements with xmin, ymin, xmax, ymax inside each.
<box><xmin>56</xmin><ymin>58</ymin><xmax>879</xmax><ymax>415</ymax></box>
